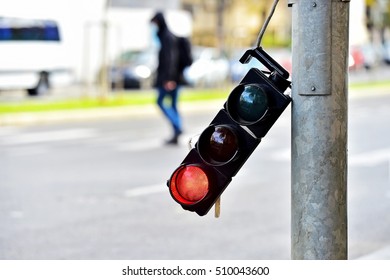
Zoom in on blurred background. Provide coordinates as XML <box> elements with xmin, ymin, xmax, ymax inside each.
<box><xmin>0</xmin><ymin>0</ymin><xmax>380</xmax><ymax>95</ymax></box>
<box><xmin>1</xmin><ymin>0</ymin><xmax>390</xmax><ymax>260</ymax></box>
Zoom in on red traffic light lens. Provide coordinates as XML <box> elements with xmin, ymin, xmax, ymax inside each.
<box><xmin>227</xmin><ymin>84</ymin><xmax>269</xmax><ymax>125</ymax></box>
<box><xmin>169</xmin><ymin>165</ymin><xmax>209</xmax><ymax>205</ymax></box>
<box><xmin>198</xmin><ymin>125</ymin><xmax>239</xmax><ymax>166</ymax></box>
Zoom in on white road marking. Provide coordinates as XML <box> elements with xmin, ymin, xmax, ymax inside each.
<box><xmin>261</xmin><ymin>147</ymin><xmax>390</xmax><ymax>169</ymax></box>
<box><xmin>116</xmin><ymin>139</ymin><xmax>164</xmax><ymax>152</ymax></box>
<box><xmin>124</xmin><ymin>184</ymin><xmax>167</xmax><ymax>198</ymax></box>
<box><xmin>0</xmin><ymin>127</ymin><xmax>20</xmax><ymax>137</ymax></box>
<box><xmin>3</xmin><ymin>127</ymin><xmax>389</xmax><ymax>170</ymax></box>
<box><xmin>5</xmin><ymin>146</ymin><xmax>49</xmax><ymax>157</ymax></box>
<box><xmin>0</xmin><ymin>128</ymin><xmax>98</xmax><ymax>145</ymax></box>
<box><xmin>349</xmin><ymin>148</ymin><xmax>390</xmax><ymax>166</ymax></box>
<box><xmin>9</xmin><ymin>210</ymin><xmax>24</xmax><ymax>219</ymax></box>
<box><xmin>116</xmin><ymin>133</ymin><xmax>197</xmax><ymax>152</ymax></box>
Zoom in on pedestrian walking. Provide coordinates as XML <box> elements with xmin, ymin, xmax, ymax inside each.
<box><xmin>150</xmin><ymin>11</ymin><xmax>183</xmax><ymax>145</ymax></box>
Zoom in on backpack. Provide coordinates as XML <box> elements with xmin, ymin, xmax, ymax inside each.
<box><xmin>176</xmin><ymin>36</ymin><xmax>193</xmax><ymax>73</ymax></box>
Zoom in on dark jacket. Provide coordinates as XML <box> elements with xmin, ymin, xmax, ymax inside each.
<box><xmin>151</xmin><ymin>12</ymin><xmax>180</xmax><ymax>87</ymax></box>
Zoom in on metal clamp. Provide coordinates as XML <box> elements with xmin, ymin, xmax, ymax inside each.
<box><xmin>240</xmin><ymin>47</ymin><xmax>290</xmax><ymax>79</ymax></box>
<box><xmin>287</xmin><ymin>0</ymin><xmax>295</xmax><ymax>7</ymax></box>
<box><xmin>289</xmin><ymin>0</ymin><xmax>350</xmax><ymax>7</ymax></box>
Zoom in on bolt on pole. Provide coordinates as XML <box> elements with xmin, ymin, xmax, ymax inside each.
<box><xmin>290</xmin><ymin>0</ymin><xmax>350</xmax><ymax>259</ymax></box>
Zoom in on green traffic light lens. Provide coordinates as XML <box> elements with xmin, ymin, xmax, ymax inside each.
<box><xmin>169</xmin><ymin>165</ymin><xmax>209</xmax><ymax>205</ymax></box>
<box><xmin>198</xmin><ymin>125</ymin><xmax>239</xmax><ymax>166</ymax></box>
<box><xmin>227</xmin><ymin>84</ymin><xmax>270</xmax><ymax>125</ymax></box>
<box><xmin>238</xmin><ymin>85</ymin><xmax>268</xmax><ymax>122</ymax></box>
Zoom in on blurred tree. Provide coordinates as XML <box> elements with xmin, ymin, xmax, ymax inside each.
<box><xmin>378</xmin><ymin>0</ymin><xmax>390</xmax><ymax>44</ymax></box>
<box><xmin>180</xmin><ymin>0</ymin><xmax>291</xmax><ymax>52</ymax></box>
<box><xmin>364</xmin><ymin>0</ymin><xmax>390</xmax><ymax>45</ymax></box>
<box><xmin>365</xmin><ymin>0</ymin><xmax>376</xmax><ymax>41</ymax></box>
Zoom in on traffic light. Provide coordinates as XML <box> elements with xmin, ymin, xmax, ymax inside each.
<box><xmin>167</xmin><ymin>47</ymin><xmax>292</xmax><ymax>216</ymax></box>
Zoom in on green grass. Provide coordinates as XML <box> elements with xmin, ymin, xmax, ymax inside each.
<box><xmin>1</xmin><ymin>80</ymin><xmax>389</xmax><ymax>115</ymax></box>
<box><xmin>349</xmin><ymin>80</ymin><xmax>390</xmax><ymax>90</ymax></box>
<box><xmin>0</xmin><ymin>88</ymin><xmax>229</xmax><ymax>115</ymax></box>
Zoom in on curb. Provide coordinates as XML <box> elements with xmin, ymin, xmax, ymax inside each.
<box><xmin>0</xmin><ymin>99</ymin><xmax>224</xmax><ymax>126</ymax></box>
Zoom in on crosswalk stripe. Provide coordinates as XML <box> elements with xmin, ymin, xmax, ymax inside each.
<box><xmin>349</xmin><ymin>148</ymin><xmax>390</xmax><ymax>166</ymax></box>
<box><xmin>0</xmin><ymin>128</ymin><xmax>97</xmax><ymax>145</ymax></box>
<box><xmin>124</xmin><ymin>184</ymin><xmax>166</xmax><ymax>197</ymax></box>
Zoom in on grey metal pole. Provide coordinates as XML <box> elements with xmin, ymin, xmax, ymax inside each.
<box><xmin>290</xmin><ymin>0</ymin><xmax>350</xmax><ymax>259</ymax></box>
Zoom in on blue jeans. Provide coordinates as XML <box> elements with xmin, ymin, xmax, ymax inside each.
<box><xmin>157</xmin><ymin>86</ymin><xmax>182</xmax><ymax>135</ymax></box>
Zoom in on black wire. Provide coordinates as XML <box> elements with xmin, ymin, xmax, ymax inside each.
<box><xmin>255</xmin><ymin>0</ymin><xmax>280</xmax><ymax>47</ymax></box>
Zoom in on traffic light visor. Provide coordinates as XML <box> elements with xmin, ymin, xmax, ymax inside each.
<box><xmin>227</xmin><ymin>84</ymin><xmax>269</xmax><ymax>125</ymax></box>
<box><xmin>169</xmin><ymin>165</ymin><xmax>209</xmax><ymax>205</ymax></box>
<box><xmin>198</xmin><ymin>125</ymin><xmax>239</xmax><ymax>166</ymax></box>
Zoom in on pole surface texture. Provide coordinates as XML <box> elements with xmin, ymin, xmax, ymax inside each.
<box><xmin>291</xmin><ymin>0</ymin><xmax>350</xmax><ymax>259</ymax></box>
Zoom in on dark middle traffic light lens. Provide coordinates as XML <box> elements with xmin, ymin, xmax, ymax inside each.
<box><xmin>169</xmin><ymin>165</ymin><xmax>209</xmax><ymax>205</ymax></box>
<box><xmin>227</xmin><ymin>84</ymin><xmax>269</xmax><ymax>125</ymax></box>
<box><xmin>198</xmin><ymin>125</ymin><xmax>239</xmax><ymax>166</ymax></box>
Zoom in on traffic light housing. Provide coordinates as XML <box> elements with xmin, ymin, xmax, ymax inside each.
<box><xmin>168</xmin><ymin>47</ymin><xmax>292</xmax><ymax>216</ymax></box>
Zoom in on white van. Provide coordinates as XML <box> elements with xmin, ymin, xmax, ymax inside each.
<box><xmin>0</xmin><ymin>16</ymin><xmax>73</xmax><ymax>96</ymax></box>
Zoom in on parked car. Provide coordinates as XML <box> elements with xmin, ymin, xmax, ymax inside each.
<box><xmin>110</xmin><ymin>46</ymin><xmax>230</xmax><ymax>90</ymax></box>
<box><xmin>348</xmin><ymin>43</ymin><xmax>390</xmax><ymax>71</ymax></box>
<box><xmin>110</xmin><ymin>49</ymin><xmax>157</xmax><ymax>90</ymax></box>
<box><xmin>183</xmin><ymin>47</ymin><xmax>230</xmax><ymax>87</ymax></box>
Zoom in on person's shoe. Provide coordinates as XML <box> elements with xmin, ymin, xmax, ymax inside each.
<box><xmin>164</xmin><ymin>131</ymin><xmax>182</xmax><ymax>145</ymax></box>
<box><xmin>165</xmin><ymin>136</ymin><xmax>178</xmax><ymax>145</ymax></box>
